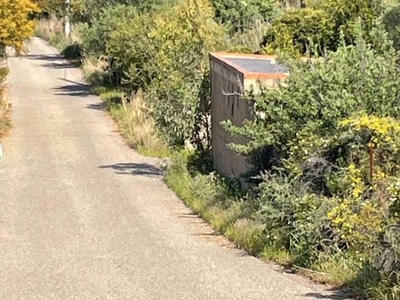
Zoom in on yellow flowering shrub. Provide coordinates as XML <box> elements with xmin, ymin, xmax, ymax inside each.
<box><xmin>280</xmin><ymin>114</ymin><xmax>400</xmax><ymax>258</ymax></box>
<box><xmin>324</xmin><ymin>115</ymin><xmax>400</xmax><ymax>255</ymax></box>
<box><xmin>0</xmin><ymin>0</ymin><xmax>38</xmax><ymax>56</ymax></box>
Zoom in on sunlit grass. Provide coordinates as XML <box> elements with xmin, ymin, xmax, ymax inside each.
<box><xmin>101</xmin><ymin>90</ymin><xmax>170</xmax><ymax>158</ymax></box>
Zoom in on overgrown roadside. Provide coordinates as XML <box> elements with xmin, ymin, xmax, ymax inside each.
<box><xmin>33</xmin><ymin>0</ymin><xmax>400</xmax><ymax>298</ymax></box>
<box><xmin>164</xmin><ymin>151</ymin><xmax>265</xmax><ymax>255</ymax></box>
<box><xmin>99</xmin><ymin>90</ymin><xmax>170</xmax><ymax>158</ymax></box>
<box><xmin>0</xmin><ymin>66</ymin><xmax>10</xmax><ymax>140</ymax></box>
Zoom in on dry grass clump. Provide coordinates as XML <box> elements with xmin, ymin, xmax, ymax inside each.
<box><xmin>102</xmin><ymin>90</ymin><xmax>170</xmax><ymax>157</ymax></box>
<box><xmin>34</xmin><ymin>16</ymin><xmax>63</xmax><ymax>40</ymax></box>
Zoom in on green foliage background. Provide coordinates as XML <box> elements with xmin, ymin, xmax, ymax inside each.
<box><xmin>262</xmin><ymin>0</ymin><xmax>384</xmax><ymax>55</ymax></box>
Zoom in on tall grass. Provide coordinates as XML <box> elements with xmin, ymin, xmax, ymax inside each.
<box><xmin>34</xmin><ymin>16</ymin><xmax>64</xmax><ymax>41</ymax></box>
<box><xmin>165</xmin><ymin>151</ymin><xmax>265</xmax><ymax>254</ymax></box>
<box><xmin>81</xmin><ymin>57</ymin><xmax>116</xmax><ymax>94</ymax></box>
<box><xmin>101</xmin><ymin>90</ymin><xmax>170</xmax><ymax>157</ymax></box>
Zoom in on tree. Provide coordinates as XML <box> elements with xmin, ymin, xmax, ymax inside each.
<box><xmin>106</xmin><ymin>0</ymin><xmax>225</xmax><ymax>146</ymax></box>
<box><xmin>0</xmin><ymin>0</ymin><xmax>38</xmax><ymax>57</ymax></box>
<box><xmin>262</xmin><ymin>0</ymin><xmax>384</xmax><ymax>55</ymax></box>
<box><xmin>210</xmin><ymin>0</ymin><xmax>276</xmax><ymax>32</ymax></box>
<box><xmin>33</xmin><ymin>0</ymin><xmax>65</xmax><ymax>16</ymax></box>
<box><xmin>78</xmin><ymin>4</ymin><xmax>138</xmax><ymax>56</ymax></box>
<box><xmin>321</xmin><ymin>0</ymin><xmax>383</xmax><ymax>44</ymax></box>
<box><xmin>383</xmin><ymin>3</ymin><xmax>400</xmax><ymax>50</ymax></box>
<box><xmin>70</xmin><ymin>0</ymin><xmax>172</xmax><ymax>23</ymax></box>
<box><xmin>262</xmin><ymin>8</ymin><xmax>334</xmax><ymax>56</ymax></box>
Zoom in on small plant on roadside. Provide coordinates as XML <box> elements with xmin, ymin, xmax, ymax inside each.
<box><xmin>226</xmin><ymin>218</ymin><xmax>266</xmax><ymax>255</ymax></box>
<box><xmin>0</xmin><ymin>77</ymin><xmax>10</xmax><ymax>138</ymax></box>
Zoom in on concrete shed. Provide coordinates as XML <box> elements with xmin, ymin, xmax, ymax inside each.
<box><xmin>209</xmin><ymin>52</ymin><xmax>289</xmax><ymax>179</ymax></box>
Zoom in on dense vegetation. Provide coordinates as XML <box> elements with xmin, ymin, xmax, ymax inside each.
<box><xmin>262</xmin><ymin>0</ymin><xmax>384</xmax><ymax>55</ymax></box>
<box><xmin>0</xmin><ymin>0</ymin><xmax>37</xmax><ymax>138</ymax></box>
<box><xmin>224</xmin><ymin>23</ymin><xmax>400</xmax><ymax>298</ymax></box>
<box><xmin>32</xmin><ymin>0</ymin><xmax>400</xmax><ymax>298</ymax></box>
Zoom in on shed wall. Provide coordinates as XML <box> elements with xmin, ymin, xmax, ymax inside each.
<box><xmin>210</xmin><ymin>57</ymin><xmax>251</xmax><ymax>178</ymax></box>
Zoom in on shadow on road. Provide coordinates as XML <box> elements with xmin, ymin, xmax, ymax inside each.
<box><xmin>177</xmin><ymin>211</ymin><xmax>198</xmax><ymax>219</ymax></box>
<box><xmin>52</xmin><ymin>79</ymin><xmax>92</xmax><ymax>97</ymax></box>
<box><xmin>22</xmin><ymin>54</ymin><xmax>62</xmax><ymax>61</ymax></box>
<box><xmin>99</xmin><ymin>162</ymin><xmax>162</xmax><ymax>177</ymax></box>
<box><xmin>87</xmin><ymin>102</ymin><xmax>107</xmax><ymax>111</ymax></box>
<box><xmin>23</xmin><ymin>54</ymin><xmax>79</xmax><ymax>69</ymax></box>
<box><xmin>41</xmin><ymin>62</ymin><xmax>77</xmax><ymax>69</ymax></box>
<box><xmin>304</xmin><ymin>291</ymin><xmax>351</xmax><ymax>299</ymax></box>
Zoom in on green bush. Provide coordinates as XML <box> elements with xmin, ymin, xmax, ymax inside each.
<box><xmin>225</xmin><ymin>23</ymin><xmax>400</xmax><ymax>159</ymax></box>
<box><xmin>256</xmin><ymin>172</ymin><xmax>336</xmax><ymax>261</ymax></box>
<box><xmin>227</xmin><ymin>20</ymin><xmax>270</xmax><ymax>54</ymax></box>
<box><xmin>383</xmin><ymin>4</ymin><xmax>400</xmax><ymax>50</ymax></box>
<box><xmin>34</xmin><ymin>17</ymin><xmax>82</xmax><ymax>57</ymax></box>
<box><xmin>100</xmin><ymin>90</ymin><xmax>123</xmax><ymax>107</ymax></box>
<box><xmin>262</xmin><ymin>8</ymin><xmax>335</xmax><ymax>56</ymax></box>
<box><xmin>61</xmin><ymin>43</ymin><xmax>83</xmax><ymax>59</ymax></box>
<box><xmin>77</xmin><ymin>4</ymin><xmax>138</xmax><ymax>56</ymax></box>
<box><xmin>225</xmin><ymin>219</ymin><xmax>265</xmax><ymax>255</ymax></box>
<box><xmin>210</xmin><ymin>0</ymin><xmax>276</xmax><ymax>33</ymax></box>
<box><xmin>70</xmin><ymin>0</ymin><xmax>174</xmax><ymax>23</ymax></box>
<box><xmin>207</xmin><ymin>202</ymin><xmax>244</xmax><ymax>232</ymax></box>
<box><xmin>81</xmin><ymin>57</ymin><xmax>117</xmax><ymax>91</ymax></box>
<box><xmin>107</xmin><ymin>0</ymin><xmax>225</xmax><ymax>147</ymax></box>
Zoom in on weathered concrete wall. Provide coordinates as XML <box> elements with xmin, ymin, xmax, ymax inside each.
<box><xmin>210</xmin><ymin>56</ymin><xmax>251</xmax><ymax>178</ymax></box>
<box><xmin>210</xmin><ymin>54</ymin><xmax>286</xmax><ymax>180</ymax></box>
